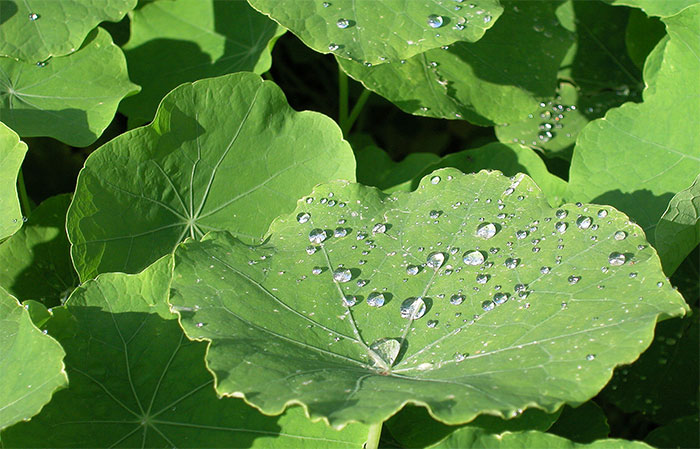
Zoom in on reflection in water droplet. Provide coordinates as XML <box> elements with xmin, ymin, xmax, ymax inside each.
<box><xmin>614</xmin><ymin>231</ymin><xmax>627</xmax><ymax>240</ymax></box>
<box><xmin>333</xmin><ymin>268</ymin><xmax>352</xmax><ymax>283</ymax></box>
<box><xmin>334</xmin><ymin>227</ymin><xmax>347</xmax><ymax>237</ymax></box>
<box><xmin>328</xmin><ymin>43</ymin><xmax>339</xmax><ymax>51</ymax></box>
<box><xmin>576</xmin><ymin>216</ymin><xmax>592</xmax><ymax>229</ymax></box>
<box><xmin>482</xmin><ymin>300</ymin><xmax>495</xmax><ymax>311</ymax></box>
<box><xmin>429</xmin><ymin>210</ymin><xmax>441</xmax><ymax>219</ymax></box>
<box><xmin>598</xmin><ymin>209</ymin><xmax>608</xmax><ymax>218</ymax></box>
<box><xmin>297</xmin><ymin>212</ymin><xmax>310</xmax><ymax>223</ymax></box>
<box><xmin>372</xmin><ymin>223</ymin><xmax>387</xmax><ymax>234</ymax></box>
<box><xmin>336</xmin><ymin>18</ymin><xmax>350</xmax><ymax>28</ymax></box>
<box><xmin>476</xmin><ymin>274</ymin><xmax>489</xmax><ymax>284</ymax></box>
<box><xmin>586</xmin><ymin>354</ymin><xmax>596</xmax><ymax>361</ymax></box>
<box><xmin>476</xmin><ymin>223</ymin><xmax>497</xmax><ymax>239</ymax></box>
<box><xmin>504</xmin><ymin>258</ymin><xmax>519</xmax><ymax>269</ymax></box>
<box><xmin>555</xmin><ymin>222</ymin><xmax>568</xmax><ymax>233</ymax></box>
<box><xmin>28</xmin><ymin>12</ymin><xmax>39</xmax><ymax>20</ymax></box>
<box><xmin>427</xmin><ymin>14</ymin><xmax>444</xmax><ymax>28</ymax></box>
<box><xmin>540</xmin><ymin>266</ymin><xmax>551</xmax><ymax>274</ymax></box>
<box><xmin>400</xmin><ymin>297</ymin><xmax>427</xmax><ymax>319</ymax></box>
<box><xmin>431</xmin><ymin>175</ymin><xmax>441</xmax><ymax>184</ymax></box>
<box><xmin>556</xmin><ymin>209</ymin><xmax>568</xmax><ymax>219</ymax></box>
<box><xmin>367</xmin><ymin>292</ymin><xmax>385</xmax><ymax>308</ymax></box>
<box><xmin>494</xmin><ymin>292</ymin><xmax>509</xmax><ymax>305</ymax></box>
<box><xmin>308</xmin><ymin>228</ymin><xmax>327</xmax><ymax>244</ymax></box>
<box><xmin>608</xmin><ymin>252</ymin><xmax>626</xmax><ymax>266</ymax></box>
<box><xmin>450</xmin><ymin>294</ymin><xmax>465</xmax><ymax>305</ymax></box>
<box><xmin>427</xmin><ymin>320</ymin><xmax>438</xmax><ymax>328</ymax></box>
<box><xmin>406</xmin><ymin>265</ymin><xmax>419</xmax><ymax>275</ymax></box>
<box><xmin>306</xmin><ymin>245</ymin><xmax>317</xmax><ymax>255</ymax></box>
<box><xmin>342</xmin><ymin>295</ymin><xmax>357</xmax><ymax>307</ymax></box>
<box><xmin>568</xmin><ymin>275</ymin><xmax>581</xmax><ymax>285</ymax></box>
<box><xmin>312</xmin><ymin>267</ymin><xmax>323</xmax><ymax>275</ymax></box>
<box><xmin>427</xmin><ymin>252</ymin><xmax>445</xmax><ymax>269</ymax></box>
<box><xmin>463</xmin><ymin>250</ymin><xmax>485</xmax><ymax>266</ymax></box>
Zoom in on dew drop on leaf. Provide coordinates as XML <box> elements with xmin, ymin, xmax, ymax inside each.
<box><xmin>586</xmin><ymin>354</ymin><xmax>596</xmax><ymax>361</ymax></box>
<box><xmin>333</xmin><ymin>268</ymin><xmax>352</xmax><ymax>283</ymax></box>
<box><xmin>400</xmin><ymin>297</ymin><xmax>426</xmax><ymax>319</ymax></box>
<box><xmin>336</xmin><ymin>18</ymin><xmax>349</xmax><ymax>28</ymax></box>
<box><xmin>406</xmin><ymin>265</ymin><xmax>419</xmax><ymax>275</ymax></box>
<box><xmin>576</xmin><ymin>216</ymin><xmax>592</xmax><ymax>229</ymax></box>
<box><xmin>297</xmin><ymin>212</ymin><xmax>310</xmax><ymax>223</ymax></box>
<box><xmin>430</xmin><ymin>175</ymin><xmax>441</xmax><ymax>184</ymax></box>
<box><xmin>555</xmin><ymin>222</ymin><xmax>568</xmax><ymax>233</ymax></box>
<box><xmin>476</xmin><ymin>223</ymin><xmax>497</xmax><ymax>239</ymax></box>
<box><xmin>328</xmin><ymin>43</ymin><xmax>339</xmax><ymax>51</ymax></box>
<box><xmin>568</xmin><ymin>275</ymin><xmax>581</xmax><ymax>285</ymax></box>
<box><xmin>427</xmin><ymin>252</ymin><xmax>445</xmax><ymax>269</ymax></box>
<box><xmin>450</xmin><ymin>294</ymin><xmax>465</xmax><ymax>305</ymax></box>
<box><xmin>463</xmin><ymin>250</ymin><xmax>485</xmax><ymax>266</ymax></box>
<box><xmin>482</xmin><ymin>300</ymin><xmax>495</xmax><ymax>311</ymax></box>
<box><xmin>334</xmin><ymin>227</ymin><xmax>347</xmax><ymax>238</ymax></box>
<box><xmin>614</xmin><ymin>231</ymin><xmax>627</xmax><ymax>240</ymax></box>
<box><xmin>342</xmin><ymin>295</ymin><xmax>357</xmax><ymax>307</ymax></box>
<box><xmin>427</xmin><ymin>14</ymin><xmax>444</xmax><ymax>28</ymax></box>
<box><xmin>367</xmin><ymin>292</ymin><xmax>385</xmax><ymax>308</ymax></box>
<box><xmin>372</xmin><ymin>223</ymin><xmax>387</xmax><ymax>234</ymax></box>
<box><xmin>504</xmin><ymin>258</ymin><xmax>519</xmax><ymax>269</ymax></box>
<box><xmin>608</xmin><ymin>252</ymin><xmax>626</xmax><ymax>266</ymax></box>
<box><xmin>28</xmin><ymin>12</ymin><xmax>39</xmax><ymax>21</ymax></box>
<box><xmin>494</xmin><ymin>292</ymin><xmax>509</xmax><ymax>305</ymax></box>
<box><xmin>427</xmin><ymin>320</ymin><xmax>438</xmax><ymax>328</ymax></box>
<box><xmin>556</xmin><ymin>209</ymin><xmax>568</xmax><ymax>219</ymax></box>
<box><xmin>308</xmin><ymin>228</ymin><xmax>327</xmax><ymax>244</ymax></box>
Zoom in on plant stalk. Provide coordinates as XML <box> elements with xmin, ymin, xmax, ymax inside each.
<box><xmin>338</xmin><ymin>68</ymin><xmax>349</xmax><ymax>129</ymax></box>
<box><xmin>364</xmin><ymin>422</ymin><xmax>382</xmax><ymax>449</ymax></box>
<box><xmin>343</xmin><ymin>89</ymin><xmax>371</xmax><ymax>135</ymax></box>
<box><xmin>17</xmin><ymin>168</ymin><xmax>31</xmax><ymax>217</ymax></box>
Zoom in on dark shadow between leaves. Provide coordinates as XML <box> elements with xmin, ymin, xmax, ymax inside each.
<box><xmin>0</xmin><ymin>107</ymin><xmax>93</xmax><ymax>147</ymax></box>
<box><xmin>591</xmin><ymin>189</ymin><xmax>674</xmax><ymax>239</ymax></box>
<box><xmin>0</xmin><ymin>1</ymin><xmax>18</xmax><ymax>25</ymax></box>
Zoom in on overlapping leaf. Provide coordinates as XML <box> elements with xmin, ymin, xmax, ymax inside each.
<box><xmin>0</xmin><ymin>28</ymin><xmax>138</xmax><ymax>147</ymax></box>
<box><xmin>0</xmin><ymin>287</ymin><xmax>67</xmax><ymax>431</ymax></box>
<box><xmin>645</xmin><ymin>414</ymin><xmax>700</xmax><ymax>449</ymax></box>
<box><xmin>119</xmin><ymin>0</ymin><xmax>284</xmax><ymax>125</ymax></box>
<box><xmin>567</xmin><ymin>5</ymin><xmax>700</xmax><ymax>234</ymax></box>
<box><xmin>0</xmin><ymin>195</ymin><xmax>78</xmax><ymax>307</ymax></box>
<box><xmin>170</xmin><ymin>168</ymin><xmax>687</xmax><ymax>428</ymax></box>
<box><xmin>339</xmin><ymin>0</ymin><xmax>572</xmax><ymax>125</ymax></box>
<box><xmin>247</xmin><ymin>0</ymin><xmax>503</xmax><ymax>65</ymax></box>
<box><xmin>0</xmin><ymin>0</ymin><xmax>135</xmax><ymax>61</ymax></box>
<box><xmin>606</xmin><ymin>0</ymin><xmax>700</xmax><ymax>17</ymax></box>
<box><xmin>67</xmin><ymin>72</ymin><xmax>355</xmax><ymax>281</ymax></box>
<box><xmin>1</xmin><ymin>258</ymin><xmax>369</xmax><ymax>447</ymax></box>
<box><xmin>548</xmin><ymin>402</ymin><xmax>610</xmax><ymax>443</ymax></box>
<box><xmin>0</xmin><ymin>122</ymin><xmax>27</xmax><ymax>240</ymax></box>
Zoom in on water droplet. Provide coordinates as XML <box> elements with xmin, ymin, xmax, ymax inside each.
<box><xmin>336</xmin><ymin>18</ymin><xmax>350</xmax><ymax>28</ymax></box>
<box><xmin>482</xmin><ymin>300</ymin><xmax>495</xmax><ymax>311</ymax></box>
<box><xmin>555</xmin><ymin>222</ymin><xmax>568</xmax><ymax>233</ymax></box>
<box><xmin>427</xmin><ymin>14</ymin><xmax>444</xmax><ymax>28</ymax></box>
<box><xmin>515</xmin><ymin>230</ymin><xmax>528</xmax><ymax>240</ymax></box>
<box><xmin>28</xmin><ymin>12</ymin><xmax>39</xmax><ymax>21</ymax></box>
<box><xmin>342</xmin><ymin>295</ymin><xmax>357</xmax><ymax>307</ymax></box>
<box><xmin>297</xmin><ymin>212</ymin><xmax>311</xmax><ymax>223</ymax></box>
<box><xmin>540</xmin><ymin>266</ymin><xmax>551</xmax><ymax>274</ymax></box>
<box><xmin>431</xmin><ymin>175</ymin><xmax>441</xmax><ymax>184</ymax></box>
<box><xmin>608</xmin><ymin>252</ymin><xmax>626</xmax><ymax>266</ymax></box>
<box><xmin>312</xmin><ymin>267</ymin><xmax>323</xmax><ymax>275</ymax></box>
<box><xmin>463</xmin><ymin>250</ymin><xmax>485</xmax><ymax>266</ymax></box>
<box><xmin>367</xmin><ymin>292</ymin><xmax>385</xmax><ymax>308</ymax></box>
<box><xmin>614</xmin><ymin>231</ymin><xmax>627</xmax><ymax>240</ymax></box>
<box><xmin>597</xmin><ymin>209</ymin><xmax>608</xmax><ymax>218</ymax></box>
<box><xmin>476</xmin><ymin>274</ymin><xmax>489</xmax><ymax>284</ymax></box>
<box><xmin>406</xmin><ymin>265</ymin><xmax>419</xmax><ymax>275</ymax></box>
<box><xmin>454</xmin><ymin>353</ymin><xmax>466</xmax><ymax>362</ymax></box>
<box><xmin>427</xmin><ymin>252</ymin><xmax>445</xmax><ymax>269</ymax></box>
<box><xmin>195</xmin><ymin>322</ymin><xmax>205</xmax><ymax>328</ymax></box>
<box><xmin>308</xmin><ymin>228</ymin><xmax>327</xmax><ymax>244</ymax></box>
<box><xmin>568</xmin><ymin>275</ymin><xmax>581</xmax><ymax>285</ymax></box>
<box><xmin>36</xmin><ymin>60</ymin><xmax>48</xmax><ymax>68</ymax></box>
<box><xmin>576</xmin><ymin>216</ymin><xmax>592</xmax><ymax>229</ymax></box>
<box><xmin>328</xmin><ymin>43</ymin><xmax>339</xmax><ymax>51</ymax></box>
<box><xmin>372</xmin><ymin>223</ymin><xmax>387</xmax><ymax>234</ymax></box>
<box><xmin>400</xmin><ymin>297</ymin><xmax>427</xmax><ymax>319</ymax></box>
<box><xmin>429</xmin><ymin>210</ymin><xmax>441</xmax><ymax>219</ymax></box>
<box><xmin>306</xmin><ymin>245</ymin><xmax>318</xmax><ymax>255</ymax></box>
<box><xmin>555</xmin><ymin>209</ymin><xmax>568</xmax><ymax>219</ymax></box>
<box><xmin>334</xmin><ymin>227</ymin><xmax>347</xmax><ymax>238</ymax></box>
<box><xmin>504</xmin><ymin>258</ymin><xmax>519</xmax><ymax>269</ymax></box>
<box><xmin>427</xmin><ymin>320</ymin><xmax>438</xmax><ymax>328</ymax></box>
<box><xmin>483</xmin><ymin>14</ymin><xmax>492</xmax><ymax>23</ymax></box>
<box><xmin>586</xmin><ymin>354</ymin><xmax>596</xmax><ymax>361</ymax></box>
<box><xmin>476</xmin><ymin>223</ymin><xmax>497</xmax><ymax>239</ymax></box>
<box><xmin>450</xmin><ymin>294</ymin><xmax>465</xmax><ymax>305</ymax></box>
<box><xmin>322</xmin><ymin>1</ymin><xmax>330</xmax><ymax>6</ymax></box>
<box><xmin>333</xmin><ymin>268</ymin><xmax>352</xmax><ymax>283</ymax></box>
<box><xmin>369</xmin><ymin>339</ymin><xmax>400</xmax><ymax>368</ymax></box>
<box><xmin>494</xmin><ymin>292</ymin><xmax>509</xmax><ymax>305</ymax></box>
<box><xmin>356</xmin><ymin>279</ymin><xmax>368</xmax><ymax>287</ymax></box>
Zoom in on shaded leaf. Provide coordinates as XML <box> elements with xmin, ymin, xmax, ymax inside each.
<box><xmin>170</xmin><ymin>168</ymin><xmax>687</xmax><ymax>427</ymax></box>
<box><xmin>355</xmin><ymin>144</ymin><xmax>440</xmax><ymax>192</ymax></box>
<box><xmin>0</xmin><ymin>28</ymin><xmax>139</xmax><ymax>147</ymax></box>
<box><xmin>0</xmin><ymin>0</ymin><xmax>135</xmax><ymax>61</ymax></box>
<box><xmin>1</xmin><ymin>258</ymin><xmax>369</xmax><ymax>447</ymax></box>
<box><xmin>0</xmin><ymin>286</ymin><xmax>67</xmax><ymax>431</ymax></box>
<box><xmin>0</xmin><ymin>194</ymin><xmax>78</xmax><ymax>307</ymax></box>
<box><xmin>0</xmin><ymin>121</ymin><xmax>27</xmax><ymax>241</ymax></box>
<box><xmin>67</xmin><ymin>72</ymin><xmax>355</xmax><ymax>281</ymax></box>
<box><xmin>247</xmin><ymin>0</ymin><xmax>503</xmax><ymax>65</ymax></box>
<box><xmin>338</xmin><ymin>0</ymin><xmax>572</xmax><ymax>125</ymax></box>
<box><xmin>119</xmin><ymin>0</ymin><xmax>284</xmax><ymax>125</ymax></box>
<box><xmin>605</xmin><ymin>0</ymin><xmax>700</xmax><ymax>17</ymax></box>
<box><xmin>548</xmin><ymin>402</ymin><xmax>610</xmax><ymax>443</ymax></box>
<box><xmin>645</xmin><ymin>414</ymin><xmax>700</xmax><ymax>449</ymax></box>
<box><xmin>625</xmin><ymin>9</ymin><xmax>666</xmax><ymax>70</ymax></box>
<box><xmin>655</xmin><ymin>174</ymin><xmax>700</xmax><ymax>275</ymax></box>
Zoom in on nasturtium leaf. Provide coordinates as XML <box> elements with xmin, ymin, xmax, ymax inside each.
<box><xmin>548</xmin><ymin>402</ymin><xmax>609</xmax><ymax>443</ymax></box>
<box><xmin>654</xmin><ymin>174</ymin><xmax>700</xmax><ymax>275</ymax></box>
<box><xmin>0</xmin><ymin>195</ymin><xmax>78</xmax><ymax>307</ymax></box>
<box><xmin>0</xmin><ymin>122</ymin><xmax>27</xmax><ymax>241</ymax></box>
<box><xmin>0</xmin><ymin>28</ymin><xmax>139</xmax><ymax>147</ymax></box>
<box><xmin>0</xmin><ymin>258</ymin><xmax>369</xmax><ymax>448</ymax></box>
<box><xmin>429</xmin><ymin>427</ymin><xmax>651</xmax><ymax>449</ymax></box>
<box><xmin>567</xmin><ymin>5</ymin><xmax>700</xmax><ymax>235</ymax></box>
<box><xmin>0</xmin><ymin>0</ymin><xmax>135</xmax><ymax>62</ymax></box>
<box><xmin>605</xmin><ymin>0</ymin><xmax>700</xmax><ymax>18</ymax></box>
<box><xmin>625</xmin><ymin>9</ymin><xmax>666</xmax><ymax>70</ymax></box>
<box><xmin>0</xmin><ymin>287</ymin><xmax>67</xmax><ymax>431</ymax></box>
<box><xmin>355</xmin><ymin>145</ymin><xmax>440</xmax><ymax>192</ymax></box>
<box><xmin>338</xmin><ymin>0</ymin><xmax>572</xmax><ymax>125</ymax></box>
<box><xmin>247</xmin><ymin>0</ymin><xmax>503</xmax><ymax>65</ymax></box>
<box><xmin>170</xmin><ymin>168</ymin><xmax>687</xmax><ymax>428</ymax></box>
<box><xmin>67</xmin><ymin>72</ymin><xmax>355</xmax><ymax>281</ymax></box>
<box><xmin>119</xmin><ymin>0</ymin><xmax>284</xmax><ymax>126</ymax></box>
<box><xmin>385</xmin><ymin>404</ymin><xmax>560</xmax><ymax>448</ymax></box>
<box><xmin>601</xmin><ymin>313</ymin><xmax>698</xmax><ymax>424</ymax></box>
<box><xmin>645</xmin><ymin>414</ymin><xmax>700</xmax><ymax>449</ymax></box>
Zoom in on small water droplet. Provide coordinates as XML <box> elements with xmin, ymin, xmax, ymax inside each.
<box><xmin>334</xmin><ymin>227</ymin><xmax>347</xmax><ymax>238</ymax></box>
<box><xmin>576</xmin><ymin>216</ymin><xmax>592</xmax><ymax>229</ymax></box>
<box><xmin>427</xmin><ymin>252</ymin><xmax>445</xmax><ymax>269</ymax></box>
<box><xmin>429</xmin><ymin>210</ymin><xmax>441</xmax><ymax>219</ymax></box>
<box><xmin>309</xmin><ymin>228</ymin><xmax>327</xmax><ymax>244</ymax></box>
<box><xmin>568</xmin><ymin>275</ymin><xmax>581</xmax><ymax>285</ymax></box>
<box><xmin>427</xmin><ymin>319</ymin><xmax>438</xmax><ymax>328</ymax></box>
<box><xmin>431</xmin><ymin>175</ymin><xmax>441</xmax><ymax>184</ymax></box>
<box><xmin>342</xmin><ymin>295</ymin><xmax>357</xmax><ymax>307</ymax></box>
<box><xmin>614</xmin><ymin>231</ymin><xmax>627</xmax><ymax>240</ymax></box>
<box><xmin>367</xmin><ymin>292</ymin><xmax>385</xmax><ymax>308</ymax></box>
<box><xmin>427</xmin><ymin>14</ymin><xmax>444</xmax><ymax>28</ymax></box>
<box><xmin>463</xmin><ymin>250</ymin><xmax>485</xmax><ymax>266</ymax></box>
<box><xmin>372</xmin><ymin>223</ymin><xmax>387</xmax><ymax>234</ymax></box>
<box><xmin>494</xmin><ymin>292</ymin><xmax>509</xmax><ymax>305</ymax></box>
<box><xmin>328</xmin><ymin>43</ymin><xmax>339</xmax><ymax>51</ymax></box>
<box><xmin>400</xmin><ymin>297</ymin><xmax>427</xmax><ymax>319</ymax></box>
<box><xmin>450</xmin><ymin>294</ymin><xmax>465</xmax><ymax>305</ymax></box>
<box><xmin>483</xmin><ymin>14</ymin><xmax>492</xmax><ymax>23</ymax></box>
<box><xmin>337</xmin><ymin>18</ymin><xmax>350</xmax><ymax>28</ymax></box>
<box><xmin>306</xmin><ymin>245</ymin><xmax>318</xmax><ymax>255</ymax></box>
<box><xmin>540</xmin><ymin>266</ymin><xmax>551</xmax><ymax>274</ymax></box>
<box><xmin>406</xmin><ymin>265</ymin><xmax>419</xmax><ymax>276</ymax></box>
<box><xmin>482</xmin><ymin>300</ymin><xmax>495</xmax><ymax>311</ymax></box>
<box><xmin>597</xmin><ymin>209</ymin><xmax>608</xmax><ymax>218</ymax></box>
<box><xmin>515</xmin><ymin>230</ymin><xmax>528</xmax><ymax>240</ymax></box>
<box><xmin>333</xmin><ymin>268</ymin><xmax>352</xmax><ymax>283</ymax></box>
<box><xmin>312</xmin><ymin>267</ymin><xmax>323</xmax><ymax>275</ymax></box>
<box><xmin>28</xmin><ymin>12</ymin><xmax>39</xmax><ymax>21</ymax></box>
<box><xmin>476</xmin><ymin>223</ymin><xmax>497</xmax><ymax>239</ymax></box>
<box><xmin>586</xmin><ymin>354</ymin><xmax>596</xmax><ymax>361</ymax></box>
<box><xmin>297</xmin><ymin>212</ymin><xmax>311</xmax><ymax>223</ymax></box>
<box><xmin>555</xmin><ymin>222</ymin><xmax>568</xmax><ymax>233</ymax></box>
<box><xmin>608</xmin><ymin>252</ymin><xmax>626</xmax><ymax>266</ymax></box>
<box><xmin>322</xmin><ymin>1</ymin><xmax>330</xmax><ymax>7</ymax></box>
<box><xmin>555</xmin><ymin>209</ymin><xmax>568</xmax><ymax>219</ymax></box>
<box><xmin>504</xmin><ymin>258</ymin><xmax>519</xmax><ymax>269</ymax></box>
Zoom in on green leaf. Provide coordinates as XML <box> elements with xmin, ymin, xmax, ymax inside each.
<box><xmin>0</xmin><ymin>194</ymin><xmax>78</xmax><ymax>307</ymax></box>
<box><xmin>0</xmin><ymin>0</ymin><xmax>135</xmax><ymax>61</ymax></box>
<box><xmin>625</xmin><ymin>9</ymin><xmax>666</xmax><ymax>70</ymax></box>
<box><xmin>338</xmin><ymin>0</ymin><xmax>572</xmax><ymax>125</ymax></box>
<box><xmin>247</xmin><ymin>0</ymin><xmax>503</xmax><ymax>65</ymax></box>
<box><xmin>605</xmin><ymin>0</ymin><xmax>700</xmax><ymax>17</ymax></box>
<box><xmin>67</xmin><ymin>72</ymin><xmax>355</xmax><ymax>281</ymax></box>
<box><xmin>567</xmin><ymin>5</ymin><xmax>700</xmax><ymax>236</ymax></box>
<box><xmin>0</xmin><ymin>28</ymin><xmax>139</xmax><ymax>147</ymax></box>
<box><xmin>654</xmin><ymin>174</ymin><xmax>700</xmax><ymax>275</ymax></box>
<box><xmin>0</xmin><ymin>286</ymin><xmax>67</xmax><ymax>431</ymax></box>
<box><xmin>429</xmin><ymin>427</ymin><xmax>652</xmax><ymax>449</ymax></box>
<box><xmin>385</xmin><ymin>404</ymin><xmax>560</xmax><ymax>448</ymax></box>
<box><xmin>170</xmin><ymin>168</ymin><xmax>687</xmax><ymax>427</ymax></box>
<box><xmin>0</xmin><ymin>122</ymin><xmax>27</xmax><ymax>241</ymax></box>
<box><xmin>119</xmin><ymin>0</ymin><xmax>284</xmax><ymax>126</ymax></box>
<box><xmin>548</xmin><ymin>402</ymin><xmax>610</xmax><ymax>444</ymax></box>
<box><xmin>355</xmin><ymin>144</ymin><xmax>440</xmax><ymax>192</ymax></box>
<box><xmin>1</xmin><ymin>258</ymin><xmax>369</xmax><ymax>447</ymax></box>
<box><xmin>645</xmin><ymin>414</ymin><xmax>700</xmax><ymax>449</ymax></box>
<box><xmin>601</xmin><ymin>313</ymin><xmax>699</xmax><ymax>424</ymax></box>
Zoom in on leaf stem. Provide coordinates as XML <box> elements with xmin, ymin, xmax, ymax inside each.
<box><xmin>17</xmin><ymin>168</ymin><xmax>32</xmax><ymax>217</ymax></box>
<box><xmin>343</xmin><ymin>89</ymin><xmax>371</xmax><ymax>135</ymax></box>
<box><xmin>338</xmin><ymin>68</ymin><xmax>349</xmax><ymax>129</ymax></box>
<box><xmin>364</xmin><ymin>422</ymin><xmax>383</xmax><ymax>449</ymax></box>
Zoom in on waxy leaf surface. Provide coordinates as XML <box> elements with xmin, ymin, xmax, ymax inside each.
<box><xmin>0</xmin><ymin>0</ymin><xmax>135</xmax><ymax>61</ymax></box>
<box><xmin>0</xmin><ymin>287</ymin><xmax>67</xmax><ymax>431</ymax></box>
<box><xmin>1</xmin><ymin>259</ymin><xmax>369</xmax><ymax>448</ymax></box>
<box><xmin>67</xmin><ymin>72</ymin><xmax>354</xmax><ymax>281</ymax></box>
<box><xmin>170</xmin><ymin>168</ymin><xmax>687</xmax><ymax>427</ymax></box>
<box><xmin>548</xmin><ymin>402</ymin><xmax>610</xmax><ymax>444</ymax></box>
<box><xmin>120</xmin><ymin>0</ymin><xmax>283</xmax><ymax>125</ymax></box>
<box><xmin>0</xmin><ymin>28</ymin><xmax>138</xmax><ymax>147</ymax></box>
<box><xmin>339</xmin><ymin>1</ymin><xmax>571</xmax><ymax>125</ymax></box>
<box><xmin>0</xmin><ymin>122</ymin><xmax>27</xmax><ymax>240</ymax></box>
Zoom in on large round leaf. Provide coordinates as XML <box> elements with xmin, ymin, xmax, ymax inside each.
<box><xmin>605</xmin><ymin>0</ymin><xmax>700</xmax><ymax>17</ymax></box>
<box><xmin>67</xmin><ymin>72</ymin><xmax>355</xmax><ymax>281</ymax></box>
<box><xmin>0</xmin><ymin>0</ymin><xmax>135</xmax><ymax>61</ymax></box>
<box><xmin>0</xmin><ymin>286</ymin><xmax>67</xmax><ymax>431</ymax></box>
<box><xmin>0</xmin><ymin>28</ymin><xmax>139</xmax><ymax>147</ymax></box>
<box><xmin>0</xmin><ymin>122</ymin><xmax>27</xmax><ymax>241</ymax></box>
<box><xmin>247</xmin><ymin>0</ymin><xmax>503</xmax><ymax>65</ymax></box>
<box><xmin>120</xmin><ymin>0</ymin><xmax>284</xmax><ymax>125</ymax></box>
<box><xmin>338</xmin><ymin>0</ymin><xmax>572</xmax><ymax>125</ymax></box>
<box><xmin>170</xmin><ymin>168</ymin><xmax>687</xmax><ymax>427</ymax></box>
<box><xmin>1</xmin><ymin>258</ymin><xmax>369</xmax><ymax>447</ymax></box>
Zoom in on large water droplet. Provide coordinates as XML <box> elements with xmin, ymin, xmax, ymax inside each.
<box><xmin>576</xmin><ymin>216</ymin><xmax>592</xmax><ymax>229</ymax></box>
<box><xmin>476</xmin><ymin>223</ymin><xmax>497</xmax><ymax>239</ymax></box>
<box><xmin>476</xmin><ymin>274</ymin><xmax>489</xmax><ymax>284</ymax></box>
<box><xmin>614</xmin><ymin>231</ymin><xmax>627</xmax><ymax>240</ymax></box>
<box><xmin>494</xmin><ymin>292</ymin><xmax>509</xmax><ymax>305</ymax></box>
<box><xmin>608</xmin><ymin>252</ymin><xmax>626</xmax><ymax>266</ymax></box>
<box><xmin>308</xmin><ymin>228</ymin><xmax>327</xmax><ymax>244</ymax></box>
<box><xmin>427</xmin><ymin>252</ymin><xmax>445</xmax><ymax>269</ymax></box>
<box><xmin>334</xmin><ymin>227</ymin><xmax>347</xmax><ymax>238</ymax></box>
<box><xmin>450</xmin><ymin>294</ymin><xmax>465</xmax><ymax>305</ymax></box>
<box><xmin>333</xmin><ymin>268</ymin><xmax>352</xmax><ymax>283</ymax></box>
<box><xmin>463</xmin><ymin>250</ymin><xmax>485</xmax><ymax>266</ymax></box>
<box><xmin>427</xmin><ymin>14</ymin><xmax>444</xmax><ymax>28</ymax></box>
<box><xmin>400</xmin><ymin>297</ymin><xmax>427</xmax><ymax>319</ymax></box>
<box><xmin>555</xmin><ymin>222</ymin><xmax>568</xmax><ymax>233</ymax></box>
<box><xmin>482</xmin><ymin>300</ymin><xmax>495</xmax><ymax>311</ymax></box>
<box><xmin>297</xmin><ymin>212</ymin><xmax>311</xmax><ymax>223</ymax></box>
<box><xmin>372</xmin><ymin>223</ymin><xmax>387</xmax><ymax>234</ymax></box>
<box><xmin>370</xmin><ymin>339</ymin><xmax>400</xmax><ymax>369</ymax></box>
<box><xmin>342</xmin><ymin>295</ymin><xmax>357</xmax><ymax>307</ymax></box>
<box><xmin>367</xmin><ymin>292</ymin><xmax>385</xmax><ymax>308</ymax></box>
<box><xmin>336</xmin><ymin>18</ymin><xmax>350</xmax><ymax>28</ymax></box>
<box><xmin>597</xmin><ymin>209</ymin><xmax>608</xmax><ymax>218</ymax></box>
<box><xmin>504</xmin><ymin>258</ymin><xmax>519</xmax><ymax>269</ymax></box>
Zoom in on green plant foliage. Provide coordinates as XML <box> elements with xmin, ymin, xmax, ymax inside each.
<box><xmin>548</xmin><ymin>402</ymin><xmax>610</xmax><ymax>444</ymax></box>
<box><xmin>655</xmin><ymin>174</ymin><xmax>700</xmax><ymax>275</ymax></box>
<box><xmin>0</xmin><ymin>0</ymin><xmax>135</xmax><ymax>61</ymax></box>
<box><xmin>338</xmin><ymin>1</ymin><xmax>572</xmax><ymax>125</ymax></box>
<box><xmin>0</xmin><ymin>28</ymin><xmax>138</xmax><ymax>147</ymax></box>
<box><xmin>67</xmin><ymin>72</ymin><xmax>355</xmax><ymax>281</ymax></box>
<box><xmin>605</xmin><ymin>0</ymin><xmax>700</xmax><ymax>17</ymax></box>
<box><xmin>429</xmin><ymin>427</ymin><xmax>652</xmax><ymax>448</ymax></box>
<box><xmin>0</xmin><ymin>258</ymin><xmax>369</xmax><ymax>447</ymax></box>
<box><xmin>567</xmin><ymin>5</ymin><xmax>700</xmax><ymax>235</ymax></box>
<box><xmin>0</xmin><ymin>286</ymin><xmax>67</xmax><ymax>431</ymax></box>
<box><xmin>247</xmin><ymin>0</ymin><xmax>503</xmax><ymax>65</ymax></box>
<box><xmin>170</xmin><ymin>168</ymin><xmax>687</xmax><ymax>428</ymax></box>
<box><xmin>0</xmin><ymin>122</ymin><xmax>27</xmax><ymax>241</ymax></box>
<box><xmin>0</xmin><ymin>195</ymin><xmax>78</xmax><ymax>307</ymax></box>
<box><xmin>119</xmin><ymin>0</ymin><xmax>284</xmax><ymax>126</ymax></box>
<box><xmin>625</xmin><ymin>9</ymin><xmax>666</xmax><ymax>70</ymax></box>
<box><xmin>355</xmin><ymin>144</ymin><xmax>440</xmax><ymax>193</ymax></box>
<box><xmin>644</xmin><ymin>414</ymin><xmax>700</xmax><ymax>449</ymax></box>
